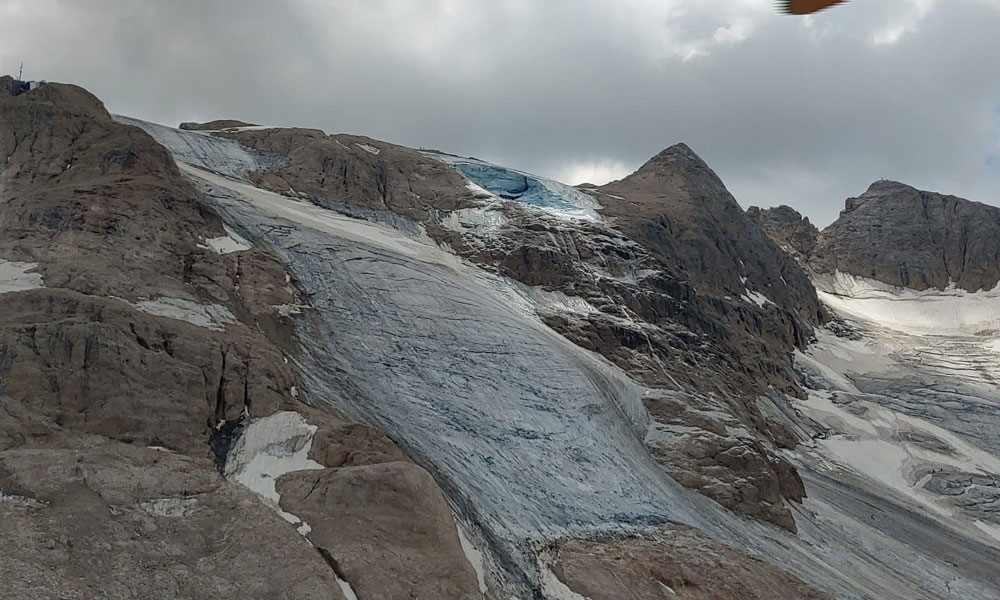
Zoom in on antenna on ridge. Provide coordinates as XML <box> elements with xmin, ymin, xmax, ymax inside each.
<box><xmin>18</xmin><ymin>62</ymin><xmax>24</xmax><ymax>81</ymax></box>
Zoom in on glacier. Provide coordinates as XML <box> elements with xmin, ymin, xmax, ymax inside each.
<box><xmin>120</xmin><ymin>116</ymin><xmax>1000</xmax><ymax>599</ymax></box>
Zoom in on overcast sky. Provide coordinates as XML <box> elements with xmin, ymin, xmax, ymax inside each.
<box><xmin>2</xmin><ymin>0</ymin><xmax>999</xmax><ymax>225</ymax></box>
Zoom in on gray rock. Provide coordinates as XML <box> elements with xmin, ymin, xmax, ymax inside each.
<box><xmin>547</xmin><ymin>524</ymin><xmax>831</xmax><ymax>600</ymax></box>
<box><xmin>811</xmin><ymin>180</ymin><xmax>1000</xmax><ymax>291</ymax></box>
<box><xmin>747</xmin><ymin>204</ymin><xmax>819</xmax><ymax>259</ymax></box>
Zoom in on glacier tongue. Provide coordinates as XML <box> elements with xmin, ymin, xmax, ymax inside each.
<box><xmin>125</xmin><ymin>116</ymin><xmax>1000</xmax><ymax>599</ymax></box>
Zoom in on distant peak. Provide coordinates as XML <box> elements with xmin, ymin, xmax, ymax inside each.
<box><xmin>628</xmin><ymin>143</ymin><xmax>711</xmax><ymax>176</ymax></box>
<box><xmin>865</xmin><ymin>179</ymin><xmax>915</xmax><ymax>194</ymax></box>
<box><xmin>614</xmin><ymin>142</ymin><xmax>721</xmax><ymax>188</ymax></box>
<box><xmin>650</xmin><ymin>142</ymin><xmax>699</xmax><ymax>162</ymax></box>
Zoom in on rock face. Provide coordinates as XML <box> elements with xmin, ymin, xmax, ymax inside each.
<box><xmin>0</xmin><ymin>438</ymin><xmax>346</xmax><ymax>600</ymax></box>
<box><xmin>600</xmin><ymin>145</ymin><xmax>822</xmax><ymax>325</ymax></box>
<box><xmin>0</xmin><ymin>80</ymin><xmax>482</xmax><ymax>599</ymax></box>
<box><xmin>180</xmin><ymin>119</ymin><xmax>256</xmax><ymax>130</ymax></box>
<box><xmin>747</xmin><ymin>204</ymin><xmax>819</xmax><ymax>260</ymax></box>
<box><xmin>278</xmin><ymin>461</ymin><xmax>480</xmax><ymax>599</ymax></box>
<box><xmin>220</xmin><ymin>128</ymin><xmax>477</xmax><ymax>221</ymax></box>
<box><xmin>0</xmin><ymin>75</ymin><xmax>30</xmax><ymax>96</ymax></box>
<box><xmin>808</xmin><ymin>181</ymin><xmax>1000</xmax><ymax>291</ymax></box>
<box><xmin>545</xmin><ymin>525</ymin><xmax>831</xmax><ymax>600</ymax></box>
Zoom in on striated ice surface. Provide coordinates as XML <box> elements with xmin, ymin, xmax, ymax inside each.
<box><xmin>114</xmin><ymin>115</ymin><xmax>286</xmax><ymax>179</ymax></box>
<box><xmin>129</xmin><ymin>116</ymin><xmax>1000</xmax><ymax>599</ymax></box>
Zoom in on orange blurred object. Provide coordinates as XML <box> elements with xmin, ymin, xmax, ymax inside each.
<box><xmin>780</xmin><ymin>0</ymin><xmax>848</xmax><ymax>14</ymax></box>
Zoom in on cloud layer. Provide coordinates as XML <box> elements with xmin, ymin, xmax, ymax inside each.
<box><xmin>2</xmin><ymin>0</ymin><xmax>998</xmax><ymax>225</ymax></box>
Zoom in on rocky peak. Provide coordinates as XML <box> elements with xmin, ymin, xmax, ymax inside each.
<box><xmin>0</xmin><ymin>79</ymin><xmax>110</xmax><ymax>120</ymax></box>
<box><xmin>620</xmin><ymin>142</ymin><xmax>724</xmax><ymax>192</ymax></box>
<box><xmin>747</xmin><ymin>205</ymin><xmax>819</xmax><ymax>258</ymax></box>
<box><xmin>811</xmin><ymin>181</ymin><xmax>1000</xmax><ymax>291</ymax></box>
<box><xmin>841</xmin><ymin>179</ymin><xmax>916</xmax><ymax>213</ymax></box>
<box><xmin>598</xmin><ymin>143</ymin><xmax>825</xmax><ymax>329</ymax></box>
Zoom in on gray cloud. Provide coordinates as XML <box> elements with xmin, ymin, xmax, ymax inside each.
<box><xmin>2</xmin><ymin>0</ymin><xmax>998</xmax><ymax>225</ymax></box>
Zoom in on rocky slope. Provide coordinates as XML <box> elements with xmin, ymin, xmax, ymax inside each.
<box><xmin>0</xmin><ymin>79</ymin><xmax>480</xmax><ymax>599</ymax></box>
<box><xmin>747</xmin><ymin>204</ymin><xmax>819</xmax><ymax>260</ymax></box>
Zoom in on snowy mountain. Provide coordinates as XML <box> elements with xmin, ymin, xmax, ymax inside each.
<box><xmin>3</xmin><ymin>77</ymin><xmax>1000</xmax><ymax>599</ymax></box>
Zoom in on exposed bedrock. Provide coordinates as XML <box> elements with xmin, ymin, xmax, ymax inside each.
<box><xmin>753</xmin><ymin>180</ymin><xmax>1000</xmax><ymax>292</ymax></box>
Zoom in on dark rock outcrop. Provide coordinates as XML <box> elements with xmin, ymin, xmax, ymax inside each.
<box><xmin>809</xmin><ymin>181</ymin><xmax>1000</xmax><ymax>291</ymax></box>
<box><xmin>220</xmin><ymin>128</ymin><xmax>477</xmax><ymax>221</ymax></box>
<box><xmin>547</xmin><ymin>524</ymin><xmax>831</xmax><ymax>600</ymax></box>
<box><xmin>747</xmin><ymin>204</ymin><xmax>819</xmax><ymax>260</ymax></box>
<box><xmin>600</xmin><ymin>144</ymin><xmax>823</xmax><ymax>326</ymax></box>
<box><xmin>180</xmin><ymin>119</ymin><xmax>256</xmax><ymax>130</ymax></box>
<box><xmin>0</xmin><ymin>75</ymin><xmax>30</xmax><ymax>97</ymax></box>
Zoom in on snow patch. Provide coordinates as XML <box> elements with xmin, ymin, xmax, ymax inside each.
<box><xmin>742</xmin><ymin>289</ymin><xmax>772</xmax><ymax>308</ymax></box>
<box><xmin>224</xmin><ymin>411</ymin><xmax>324</xmax><ymax>530</ymax></box>
<box><xmin>355</xmin><ymin>142</ymin><xmax>380</xmax><ymax>155</ymax></box>
<box><xmin>0</xmin><ymin>259</ymin><xmax>43</xmax><ymax>294</ymax></box>
<box><xmin>455</xmin><ymin>518</ymin><xmax>488</xmax><ymax>595</ymax></box>
<box><xmin>133</xmin><ymin>297</ymin><xmax>237</xmax><ymax>331</ymax></box>
<box><xmin>0</xmin><ymin>491</ymin><xmax>48</xmax><ymax>508</ymax></box>
<box><xmin>138</xmin><ymin>497</ymin><xmax>200</xmax><ymax>517</ymax></box>
<box><xmin>275</xmin><ymin>303</ymin><xmax>305</xmax><ymax>317</ymax></box>
<box><xmin>336</xmin><ymin>578</ymin><xmax>360</xmax><ymax>600</ymax></box>
<box><xmin>537</xmin><ymin>553</ymin><xmax>591</xmax><ymax>600</ymax></box>
<box><xmin>466</xmin><ymin>180</ymin><xmax>499</xmax><ymax>201</ymax></box>
<box><xmin>740</xmin><ymin>276</ymin><xmax>773</xmax><ymax>308</ymax></box>
<box><xmin>203</xmin><ymin>224</ymin><xmax>252</xmax><ymax>254</ymax></box>
<box><xmin>815</xmin><ymin>271</ymin><xmax>1000</xmax><ymax>335</ymax></box>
